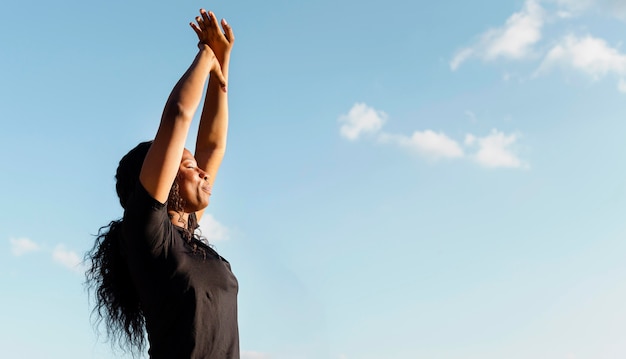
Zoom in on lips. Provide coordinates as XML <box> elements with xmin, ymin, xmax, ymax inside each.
<box><xmin>201</xmin><ymin>184</ymin><xmax>212</xmax><ymax>195</ymax></box>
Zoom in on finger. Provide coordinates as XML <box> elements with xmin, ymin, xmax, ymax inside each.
<box><xmin>221</xmin><ymin>18</ymin><xmax>235</xmax><ymax>43</ymax></box>
<box><xmin>195</xmin><ymin>16</ymin><xmax>206</xmax><ymax>29</ymax></box>
<box><xmin>207</xmin><ymin>11</ymin><xmax>220</xmax><ymax>30</ymax></box>
<box><xmin>190</xmin><ymin>22</ymin><xmax>202</xmax><ymax>37</ymax></box>
<box><xmin>200</xmin><ymin>9</ymin><xmax>212</xmax><ymax>26</ymax></box>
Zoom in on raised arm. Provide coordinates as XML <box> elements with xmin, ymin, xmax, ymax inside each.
<box><xmin>140</xmin><ymin>27</ymin><xmax>226</xmax><ymax>204</ymax></box>
<box><xmin>190</xmin><ymin>9</ymin><xmax>235</xmax><ymax>220</ymax></box>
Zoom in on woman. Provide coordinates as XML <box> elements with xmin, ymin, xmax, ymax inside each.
<box><xmin>86</xmin><ymin>8</ymin><xmax>239</xmax><ymax>358</ymax></box>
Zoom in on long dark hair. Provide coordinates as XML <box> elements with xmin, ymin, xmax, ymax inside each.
<box><xmin>85</xmin><ymin>141</ymin><xmax>200</xmax><ymax>354</ymax></box>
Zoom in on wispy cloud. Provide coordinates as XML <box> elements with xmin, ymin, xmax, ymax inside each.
<box><xmin>199</xmin><ymin>214</ymin><xmax>229</xmax><ymax>242</ymax></box>
<box><xmin>450</xmin><ymin>48</ymin><xmax>474</xmax><ymax>71</ymax></box>
<box><xmin>553</xmin><ymin>0</ymin><xmax>626</xmax><ymax>20</ymax></box>
<box><xmin>339</xmin><ymin>103</ymin><xmax>528</xmax><ymax>169</ymax></box>
<box><xmin>241</xmin><ymin>351</ymin><xmax>271</xmax><ymax>359</ymax></box>
<box><xmin>338</xmin><ymin>102</ymin><xmax>387</xmax><ymax>141</ymax></box>
<box><xmin>379</xmin><ymin>131</ymin><xmax>464</xmax><ymax>160</ymax></box>
<box><xmin>536</xmin><ymin>35</ymin><xmax>626</xmax><ymax>83</ymax></box>
<box><xmin>10</xmin><ymin>237</ymin><xmax>87</xmax><ymax>274</ymax></box>
<box><xmin>451</xmin><ymin>0</ymin><xmax>545</xmax><ymax>70</ymax></box>
<box><xmin>465</xmin><ymin>130</ymin><xmax>529</xmax><ymax>169</ymax></box>
<box><xmin>452</xmin><ymin>0</ymin><xmax>626</xmax><ymax>93</ymax></box>
<box><xmin>9</xmin><ymin>237</ymin><xmax>41</xmax><ymax>256</ymax></box>
<box><xmin>52</xmin><ymin>244</ymin><xmax>86</xmax><ymax>273</ymax></box>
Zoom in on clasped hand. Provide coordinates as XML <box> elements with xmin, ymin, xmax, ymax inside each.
<box><xmin>190</xmin><ymin>9</ymin><xmax>234</xmax><ymax>64</ymax></box>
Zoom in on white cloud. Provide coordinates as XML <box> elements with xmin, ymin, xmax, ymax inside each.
<box><xmin>451</xmin><ymin>0</ymin><xmax>626</xmax><ymax>93</ymax></box>
<box><xmin>451</xmin><ymin>0</ymin><xmax>545</xmax><ymax>70</ymax></box>
<box><xmin>199</xmin><ymin>214</ymin><xmax>229</xmax><ymax>242</ymax></box>
<box><xmin>52</xmin><ymin>245</ymin><xmax>85</xmax><ymax>273</ymax></box>
<box><xmin>450</xmin><ymin>48</ymin><xmax>474</xmax><ymax>71</ymax></box>
<box><xmin>10</xmin><ymin>237</ymin><xmax>41</xmax><ymax>256</ymax></box>
<box><xmin>241</xmin><ymin>351</ymin><xmax>271</xmax><ymax>359</ymax></box>
<box><xmin>338</xmin><ymin>104</ymin><xmax>528</xmax><ymax>169</ymax></box>
<box><xmin>378</xmin><ymin>130</ymin><xmax>464</xmax><ymax>160</ymax></box>
<box><xmin>536</xmin><ymin>35</ymin><xmax>626</xmax><ymax>79</ymax></box>
<box><xmin>338</xmin><ymin>103</ymin><xmax>387</xmax><ymax>140</ymax></box>
<box><xmin>10</xmin><ymin>238</ymin><xmax>88</xmax><ymax>273</ymax></box>
<box><xmin>484</xmin><ymin>0</ymin><xmax>545</xmax><ymax>59</ymax></box>
<box><xmin>552</xmin><ymin>0</ymin><xmax>626</xmax><ymax>20</ymax></box>
<box><xmin>465</xmin><ymin>129</ymin><xmax>528</xmax><ymax>169</ymax></box>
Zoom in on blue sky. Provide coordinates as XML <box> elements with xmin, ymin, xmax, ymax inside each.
<box><xmin>2</xmin><ymin>0</ymin><xmax>626</xmax><ymax>358</ymax></box>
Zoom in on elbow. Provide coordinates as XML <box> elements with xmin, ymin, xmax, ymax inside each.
<box><xmin>162</xmin><ymin>101</ymin><xmax>196</xmax><ymax>124</ymax></box>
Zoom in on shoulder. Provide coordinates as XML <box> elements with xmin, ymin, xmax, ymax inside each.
<box><xmin>122</xmin><ymin>182</ymin><xmax>171</xmax><ymax>252</ymax></box>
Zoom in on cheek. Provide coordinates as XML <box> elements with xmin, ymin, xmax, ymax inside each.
<box><xmin>179</xmin><ymin>174</ymin><xmax>198</xmax><ymax>195</ymax></box>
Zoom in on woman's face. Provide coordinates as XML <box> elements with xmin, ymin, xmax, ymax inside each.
<box><xmin>176</xmin><ymin>149</ymin><xmax>211</xmax><ymax>212</ymax></box>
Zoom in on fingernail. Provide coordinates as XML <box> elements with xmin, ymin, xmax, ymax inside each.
<box><xmin>223</xmin><ymin>18</ymin><xmax>228</xmax><ymax>25</ymax></box>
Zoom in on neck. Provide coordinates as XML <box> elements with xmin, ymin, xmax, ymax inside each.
<box><xmin>168</xmin><ymin>210</ymin><xmax>190</xmax><ymax>229</ymax></box>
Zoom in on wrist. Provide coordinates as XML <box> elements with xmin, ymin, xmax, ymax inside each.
<box><xmin>198</xmin><ymin>43</ymin><xmax>212</xmax><ymax>53</ymax></box>
<box><xmin>217</xmin><ymin>52</ymin><xmax>231</xmax><ymax>65</ymax></box>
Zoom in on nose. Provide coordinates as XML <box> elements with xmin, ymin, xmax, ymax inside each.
<box><xmin>198</xmin><ymin>168</ymin><xmax>209</xmax><ymax>181</ymax></box>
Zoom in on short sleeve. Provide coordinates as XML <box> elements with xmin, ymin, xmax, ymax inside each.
<box><xmin>122</xmin><ymin>182</ymin><xmax>171</xmax><ymax>256</ymax></box>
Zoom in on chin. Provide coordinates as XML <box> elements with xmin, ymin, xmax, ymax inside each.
<box><xmin>197</xmin><ymin>200</ymin><xmax>211</xmax><ymax>211</ymax></box>
<box><xmin>183</xmin><ymin>201</ymin><xmax>208</xmax><ymax>214</ymax></box>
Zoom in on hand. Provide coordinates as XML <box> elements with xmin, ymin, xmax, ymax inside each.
<box><xmin>197</xmin><ymin>43</ymin><xmax>227</xmax><ymax>92</ymax></box>
<box><xmin>190</xmin><ymin>9</ymin><xmax>235</xmax><ymax>63</ymax></box>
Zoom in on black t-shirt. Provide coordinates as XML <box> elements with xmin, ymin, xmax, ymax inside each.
<box><xmin>121</xmin><ymin>183</ymin><xmax>239</xmax><ymax>359</ymax></box>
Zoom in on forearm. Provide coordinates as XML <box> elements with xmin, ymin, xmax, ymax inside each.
<box><xmin>195</xmin><ymin>54</ymin><xmax>230</xmax><ymax>156</ymax></box>
<box><xmin>140</xmin><ymin>45</ymin><xmax>217</xmax><ymax>204</ymax></box>
<box><xmin>162</xmin><ymin>45</ymin><xmax>216</xmax><ymax>123</ymax></box>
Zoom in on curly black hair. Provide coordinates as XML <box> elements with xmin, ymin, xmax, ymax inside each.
<box><xmin>85</xmin><ymin>141</ymin><xmax>151</xmax><ymax>354</ymax></box>
<box><xmin>85</xmin><ymin>141</ymin><xmax>203</xmax><ymax>355</ymax></box>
